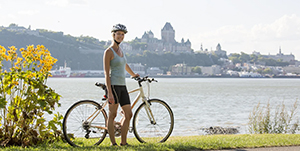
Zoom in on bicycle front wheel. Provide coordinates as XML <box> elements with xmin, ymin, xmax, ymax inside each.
<box><xmin>62</xmin><ymin>100</ymin><xmax>108</xmax><ymax>147</ymax></box>
<box><xmin>133</xmin><ymin>99</ymin><xmax>174</xmax><ymax>143</ymax></box>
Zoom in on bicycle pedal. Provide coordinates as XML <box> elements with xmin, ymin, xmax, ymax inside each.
<box><xmin>129</xmin><ymin>127</ymin><xmax>133</xmax><ymax>133</ymax></box>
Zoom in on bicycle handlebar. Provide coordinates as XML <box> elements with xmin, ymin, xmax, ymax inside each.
<box><xmin>132</xmin><ymin>76</ymin><xmax>158</xmax><ymax>86</ymax></box>
<box><xmin>132</xmin><ymin>76</ymin><xmax>158</xmax><ymax>82</ymax></box>
<box><xmin>95</xmin><ymin>82</ymin><xmax>106</xmax><ymax>90</ymax></box>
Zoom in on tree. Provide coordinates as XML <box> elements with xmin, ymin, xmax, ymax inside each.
<box><xmin>262</xmin><ymin>68</ymin><xmax>272</xmax><ymax>74</ymax></box>
<box><xmin>128</xmin><ymin>39</ymin><xmax>147</xmax><ymax>50</ymax></box>
<box><xmin>256</xmin><ymin>68</ymin><xmax>263</xmax><ymax>74</ymax></box>
<box><xmin>228</xmin><ymin>53</ymin><xmax>241</xmax><ymax>64</ymax></box>
<box><xmin>240</xmin><ymin>52</ymin><xmax>250</xmax><ymax>63</ymax></box>
<box><xmin>192</xmin><ymin>66</ymin><xmax>202</xmax><ymax>74</ymax></box>
<box><xmin>8</xmin><ymin>23</ymin><xmax>18</xmax><ymax>27</ymax></box>
<box><xmin>250</xmin><ymin>54</ymin><xmax>258</xmax><ymax>63</ymax></box>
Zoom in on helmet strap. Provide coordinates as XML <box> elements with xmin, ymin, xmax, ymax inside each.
<box><xmin>114</xmin><ymin>39</ymin><xmax>121</xmax><ymax>45</ymax></box>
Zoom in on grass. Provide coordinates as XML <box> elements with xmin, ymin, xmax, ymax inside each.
<box><xmin>2</xmin><ymin>134</ymin><xmax>300</xmax><ymax>151</ymax></box>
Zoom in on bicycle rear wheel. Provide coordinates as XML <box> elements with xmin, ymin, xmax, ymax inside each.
<box><xmin>133</xmin><ymin>99</ymin><xmax>174</xmax><ymax>143</ymax></box>
<box><xmin>62</xmin><ymin>100</ymin><xmax>107</xmax><ymax>147</ymax></box>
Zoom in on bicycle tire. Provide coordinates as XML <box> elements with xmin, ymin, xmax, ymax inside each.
<box><xmin>132</xmin><ymin>99</ymin><xmax>174</xmax><ymax>143</ymax></box>
<box><xmin>62</xmin><ymin>100</ymin><xmax>108</xmax><ymax>147</ymax></box>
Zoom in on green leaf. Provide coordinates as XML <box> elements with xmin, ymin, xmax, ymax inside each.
<box><xmin>0</xmin><ymin>97</ymin><xmax>7</xmax><ymax>108</ymax></box>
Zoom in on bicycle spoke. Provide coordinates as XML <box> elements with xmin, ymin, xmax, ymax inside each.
<box><xmin>63</xmin><ymin>100</ymin><xmax>107</xmax><ymax>147</ymax></box>
<box><xmin>133</xmin><ymin>99</ymin><xmax>174</xmax><ymax>143</ymax></box>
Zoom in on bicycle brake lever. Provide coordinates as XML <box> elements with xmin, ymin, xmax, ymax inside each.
<box><xmin>132</xmin><ymin>76</ymin><xmax>141</xmax><ymax>81</ymax></box>
<box><xmin>150</xmin><ymin>78</ymin><xmax>158</xmax><ymax>82</ymax></box>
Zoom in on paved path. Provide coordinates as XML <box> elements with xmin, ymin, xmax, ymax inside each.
<box><xmin>213</xmin><ymin>146</ymin><xmax>300</xmax><ymax>151</ymax></box>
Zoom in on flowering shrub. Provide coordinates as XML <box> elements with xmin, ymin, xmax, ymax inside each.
<box><xmin>0</xmin><ymin>45</ymin><xmax>62</xmax><ymax>147</ymax></box>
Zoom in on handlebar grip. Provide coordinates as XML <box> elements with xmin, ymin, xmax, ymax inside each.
<box><xmin>95</xmin><ymin>82</ymin><xmax>106</xmax><ymax>90</ymax></box>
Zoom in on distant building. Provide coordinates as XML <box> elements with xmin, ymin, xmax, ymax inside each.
<box><xmin>214</xmin><ymin>43</ymin><xmax>227</xmax><ymax>57</ymax></box>
<box><xmin>26</xmin><ymin>30</ymin><xmax>39</xmax><ymax>36</ymax></box>
<box><xmin>283</xmin><ymin>65</ymin><xmax>300</xmax><ymax>74</ymax></box>
<box><xmin>253</xmin><ymin>47</ymin><xmax>295</xmax><ymax>62</ymax></box>
<box><xmin>120</xmin><ymin>42</ymin><xmax>133</xmax><ymax>52</ymax></box>
<box><xmin>127</xmin><ymin>63</ymin><xmax>145</xmax><ymax>76</ymax></box>
<box><xmin>198</xmin><ymin>43</ymin><xmax>210</xmax><ymax>53</ymax></box>
<box><xmin>252</xmin><ymin>51</ymin><xmax>261</xmax><ymax>56</ymax></box>
<box><xmin>6</xmin><ymin>24</ymin><xmax>27</xmax><ymax>32</ymax></box>
<box><xmin>147</xmin><ymin>67</ymin><xmax>163</xmax><ymax>75</ymax></box>
<box><xmin>131</xmin><ymin>22</ymin><xmax>192</xmax><ymax>54</ymax></box>
<box><xmin>200</xmin><ymin>65</ymin><xmax>221</xmax><ymax>75</ymax></box>
<box><xmin>197</xmin><ymin>43</ymin><xmax>227</xmax><ymax>57</ymax></box>
<box><xmin>169</xmin><ymin>63</ymin><xmax>192</xmax><ymax>75</ymax></box>
<box><xmin>5</xmin><ymin>24</ymin><xmax>40</xmax><ymax>36</ymax></box>
<box><xmin>266</xmin><ymin>47</ymin><xmax>295</xmax><ymax>62</ymax></box>
<box><xmin>295</xmin><ymin>60</ymin><xmax>300</xmax><ymax>67</ymax></box>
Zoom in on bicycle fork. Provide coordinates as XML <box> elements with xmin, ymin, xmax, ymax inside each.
<box><xmin>143</xmin><ymin>98</ymin><xmax>157</xmax><ymax>125</ymax></box>
<box><xmin>129</xmin><ymin>98</ymin><xmax>157</xmax><ymax>133</ymax></box>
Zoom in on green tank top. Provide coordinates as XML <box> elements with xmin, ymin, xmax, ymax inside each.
<box><xmin>110</xmin><ymin>47</ymin><xmax>127</xmax><ymax>85</ymax></box>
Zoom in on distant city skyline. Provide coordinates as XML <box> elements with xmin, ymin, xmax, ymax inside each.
<box><xmin>1</xmin><ymin>0</ymin><xmax>299</xmax><ymax>59</ymax></box>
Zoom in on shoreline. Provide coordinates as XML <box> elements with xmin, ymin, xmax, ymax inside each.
<box><xmin>50</xmin><ymin>75</ymin><xmax>300</xmax><ymax>78</ymax></box>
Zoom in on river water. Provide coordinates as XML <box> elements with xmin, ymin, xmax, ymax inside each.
<box><xmin>47</xmin><ymin>78</ymin><xmax>300</xmax><ymax>136</ymax></box>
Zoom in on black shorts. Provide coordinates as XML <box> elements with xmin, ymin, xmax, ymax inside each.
<box><xmin>110</xmin><ymin>85</ymin><xmax>131</xmax><ymax>107</ymax></box>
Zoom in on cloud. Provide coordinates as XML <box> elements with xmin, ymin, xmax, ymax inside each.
<box><xmin>251</xmin><ymin>14</ymin><xmax>300</xmax><ymax>41</ymax></box>
<box><xmin>45</xmin><ymin>0</ymin><xmax>88</xmax><ymax>7</ymax></box>
<box><xmin>45</xmin><ymin>0</ymin><xmax>69</xmax><ymax>7</ymax></box>
<box><xmin>17</xmin><ymin>10</ymin><xmax>40</xmax><ymax>16</ymax></box>
<box><xmin>196</xmin><ymin>14</ymin><xmax>300</xmax><ymax>46</ymax></box>
<box><xmin>4</xmin><ymin>14</ymin><xmax>17</xmax><ymax>20</ymax></box>
<box><xmin>69</xmin><ymin>0</ymin><xmax>88</xmax><ymax>5</ymax></box>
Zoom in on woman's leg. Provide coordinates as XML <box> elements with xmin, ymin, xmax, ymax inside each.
<box><xmin>108</xmin><ymin>103</ymin><xmax>119</xmax><ymax>145</ymax></box>
<box><xmin>120</xmin><ymin>104</ymin><xmax>132</xmax><ymax>145</ymax></box>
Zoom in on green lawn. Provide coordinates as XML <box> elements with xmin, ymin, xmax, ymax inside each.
<box><xmin>2</xmin><ymin>134</ymin><xmax>300</xmax><ymax>151</ymax></box>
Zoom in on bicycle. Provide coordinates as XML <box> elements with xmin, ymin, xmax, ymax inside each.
<box><xmin>62</xmin><ymin>76</ymin><xmax>174</xmax><ymax>147</ymax></box>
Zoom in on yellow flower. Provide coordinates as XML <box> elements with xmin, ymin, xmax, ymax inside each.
<box><xmin>27</xmin><ymin>74</ymin><xmax>33</xmax><ymax>79</ymax></box>
<box><xmin>27</xmin><ymin>45</ymin><xmax>34</xmax><ymax>51</ymax></box>
<box><xmin>5</xmin><ymin>54</ymin><xmax>11</xmax><ymax>61</ymax></box>
<box><xmin>15</xmin><ymin>57</ymin><xmax>23</xmax><ymax>64</ymax></box>
<box><xmin>26</xmin><ymin>72</ymin><xmax>36</xmax><ymax>79</ymax></box>
<box><xmin>0</xmin><ymin>46</ymin><xmax>6</xmax><ymax>53</ymax></box>
<box><xmin>14</xmin><ymin>66</ymin><xmax>19</xmax><ymax>70</ymax></box>
<box><xmin>8</xmin><ymin>46</ymin><xmax>17</xmax><ymax>51</ymax></box>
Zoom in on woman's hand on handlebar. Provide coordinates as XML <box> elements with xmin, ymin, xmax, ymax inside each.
<box><xmin>131</xmin><ymin>73</ymin><xmax>140</xmax><ymax>79</ymax></box>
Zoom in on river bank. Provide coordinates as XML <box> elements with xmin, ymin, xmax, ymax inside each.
<box><xmin>2</xmin><ymin>134</ymin><xmax>300</xmax><ymax>150</ymax></box>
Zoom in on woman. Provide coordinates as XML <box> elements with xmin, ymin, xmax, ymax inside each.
<box><xmin>103</xmin><ymin>24</ymin><xmax>139</xmax><ymax>146</ymax></box>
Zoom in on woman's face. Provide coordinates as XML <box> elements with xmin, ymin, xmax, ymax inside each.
<box><xmin>114</xmin><ymin>31</ymin><xmax>125</xmax><ymax>43</ymax></box>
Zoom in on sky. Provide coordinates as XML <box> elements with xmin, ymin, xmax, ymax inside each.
<box><xmin>1</xmin><ymin>0</ymin><xmax>300</xmax><ymax>60</ymax></box>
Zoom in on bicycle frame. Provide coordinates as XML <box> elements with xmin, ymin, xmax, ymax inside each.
<box><xmin>88</xmin><ymin>80</ymin><xmax>157</xmax><ymax>130</ymax></box>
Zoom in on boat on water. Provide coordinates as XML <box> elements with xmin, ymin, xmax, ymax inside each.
<box><xmin>49</xmin><ymin>63</ymin><xmax>103</xmax><ymax>78</ymax></box>
<box><xmin>49</xmin><ymin>66</ymin><xmax>71</xmax><ymax>77</ymax></box>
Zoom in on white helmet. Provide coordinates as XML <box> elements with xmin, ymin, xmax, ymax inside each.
<box><xmin>111</xmin><ymin>24</ymin><xmax>128</xmax><ymax>34</ymax></box>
